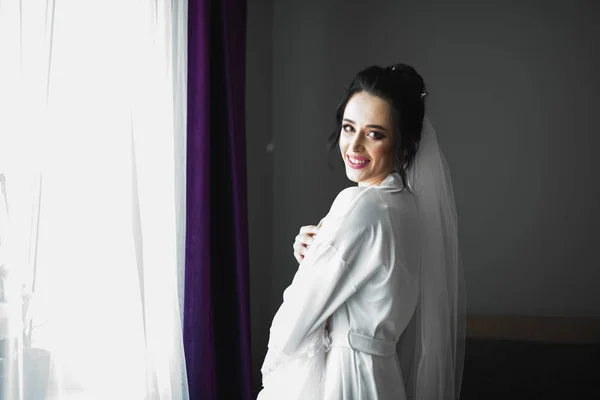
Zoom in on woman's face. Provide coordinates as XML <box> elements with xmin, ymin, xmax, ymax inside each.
<box><xmin>339</xmin><ymin>91</ymin><xmax>396</xmax><ymax>187</ymax></box>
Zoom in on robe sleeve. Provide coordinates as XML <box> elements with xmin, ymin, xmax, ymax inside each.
<box><xmin>270</xmin><ymin>190</ymin><xmax>393</xmax><ymax>356</ymax></box>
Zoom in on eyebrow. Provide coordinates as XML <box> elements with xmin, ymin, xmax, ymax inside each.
<box><xmin>343</xmin><ymin>118</ymin><xmax>388</xmax><ymax>132</ymax></box>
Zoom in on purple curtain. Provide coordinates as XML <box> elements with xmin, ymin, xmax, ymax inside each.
<box><xmin>183</xmin><ymin>0</ymin><xmax>252</xmax><ymax>399</ymax></box>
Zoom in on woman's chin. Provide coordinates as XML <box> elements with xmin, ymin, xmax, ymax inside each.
<box><xmin>345</xmin><ymin>168</ymin><xmax>366</xmax><ymax>183</ymax></box>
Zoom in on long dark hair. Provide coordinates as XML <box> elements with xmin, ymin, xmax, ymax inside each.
<box><xmin>328</xmin><ymin>63</ymin><xmax>427</xmax><ymax>192</ymax></box>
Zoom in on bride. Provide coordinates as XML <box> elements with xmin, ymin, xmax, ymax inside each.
<box><xmin>257</xmin><ymin>63</ymin><xmax>465</xmax><ymax>400</ymax></box>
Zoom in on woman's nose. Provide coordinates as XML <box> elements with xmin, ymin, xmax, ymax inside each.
<box><xmin>350</xmin><ymin>134</ymin><xmax>364</xmax><ymax>152</ymax></box>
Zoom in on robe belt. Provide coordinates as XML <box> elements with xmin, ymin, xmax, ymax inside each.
<box><xmin>328</xmin><ymin>329</ymin><xmax>397</xmax><ymax>357</ymax></box>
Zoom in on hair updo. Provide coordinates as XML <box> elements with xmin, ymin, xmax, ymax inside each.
<box><xmin>328</xmin><ymin>63</ymin><xmax>427</xmax><ymax>192</ymax></box>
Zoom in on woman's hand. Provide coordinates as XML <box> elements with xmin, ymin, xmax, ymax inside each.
<box><xmin>293</xmin><ymin>218</ymin><xmax>324</xmax><ymax>264</ymax></box>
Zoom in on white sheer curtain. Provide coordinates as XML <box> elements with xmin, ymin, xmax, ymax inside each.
<box><xmin>0</xmin><ymin>1</ymin><xmax>188</xmax><ymax>399</ymax></box>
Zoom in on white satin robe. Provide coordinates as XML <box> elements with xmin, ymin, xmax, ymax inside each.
<box><xmin>259</xmin><ymin>173</ymin><xmax>421</xmax><ymax>400</ymax></box>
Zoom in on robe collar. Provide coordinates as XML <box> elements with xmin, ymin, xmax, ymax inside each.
<box><xmin>379</xmin><ymin>171</ymin><xmax>403</xmax><ymax>189</ymax></box>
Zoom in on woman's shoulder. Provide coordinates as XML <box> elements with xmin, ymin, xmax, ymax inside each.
<box><xmin>322</xmin><ymin>187</ymin><xmax>394</xmax><ymax>255</ymax></box>
<box><xmin>328</xmin><ymin>186</ymin><xmax>389</xmax><ymax>223</ymax></box>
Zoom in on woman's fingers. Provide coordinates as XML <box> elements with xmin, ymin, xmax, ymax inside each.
<box><xmin>293</xmin><ymin>221</ymin><xmax>324</xmax><ymax>264</ymax></box>
<box><xmin>293</xmin><ymin>232</ymin><xmax>316</xmax><ymax>264</ymax></box>
<box><xmin>293</xmin><ymin>245</ymin><xmax>305</xmax><ymax>265</ymax></box>
<box><xmin>297</xmin><ymin>235</ymin><xmax>315</xmax><ymax>252</ymax></box>
<box><xmin>293</xmin><ymin>235</ymin><xmax>312</xmax><ymax>254</ymax></box>
<box><xmin>297</xmin><ymin>233</ymin><xmax>315</xmax><ymax>246</ymax></box>
<box><xmin>299</xmin><ymin>225</ymin><xmax>320</xmax><ymax>235</ymax></box>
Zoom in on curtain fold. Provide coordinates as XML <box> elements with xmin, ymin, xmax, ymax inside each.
<box><xmin>0</xmin><ymin>1</ymin><xmax>189</xmax><ymax>399</ymax></box>
<box><xmin>184</xmin><ymin>0</ymin><xmax>252</xmax><ymax>398</ymax></box>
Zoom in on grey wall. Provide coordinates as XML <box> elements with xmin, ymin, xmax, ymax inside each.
<box><xmin>246</xmin><ymin>0</ymin><xmax>274</xmax><ymax>391</ymax></box>
<box><xmin>247</xmin><ymin>0</ymin><xmax>600</xmax><ymax>392</ymax></box>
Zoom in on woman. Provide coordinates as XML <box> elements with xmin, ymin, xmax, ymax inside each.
<box><xmin>258</xmin><ymin>64</ymin><xmax>465</xmax><ymax>400</ymax></box>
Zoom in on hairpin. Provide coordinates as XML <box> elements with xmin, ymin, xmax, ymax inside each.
<box><xmin>421</xmin><ymin>92</ymin><xmax>427</xmax><ymax>99</ymax></box>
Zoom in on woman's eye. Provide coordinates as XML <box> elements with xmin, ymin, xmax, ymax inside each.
<box><xmin>342</xmin><ymin>125</ymin><xmax>383</xmax><ymax>139</ymax></box>
<box><xmin>368</xmin><ymin>131</ymin><xmax>384</xmax><ymax>140</ymax></box>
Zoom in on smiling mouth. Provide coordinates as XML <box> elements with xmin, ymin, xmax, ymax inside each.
<box><xmin>347</xmin><ymin>155</ymin><xmax>371</xmax><ymax>168</ymax></box>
